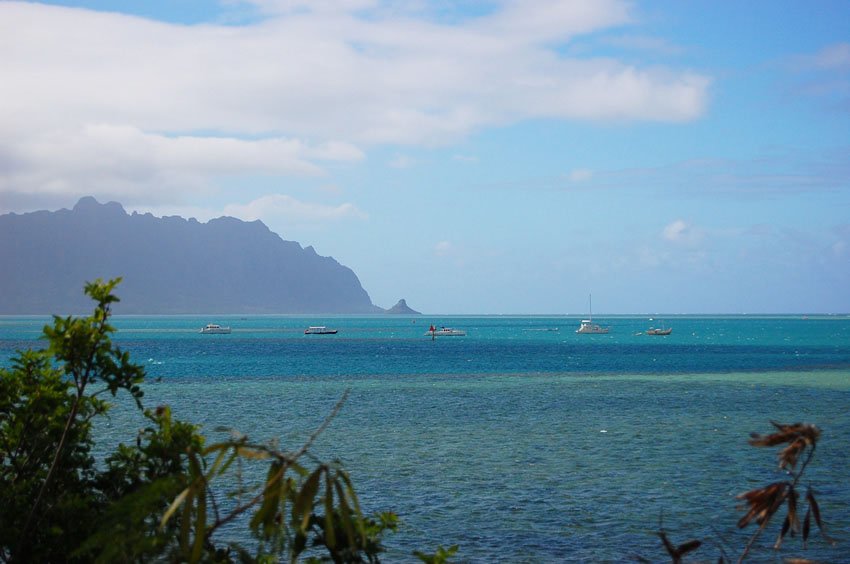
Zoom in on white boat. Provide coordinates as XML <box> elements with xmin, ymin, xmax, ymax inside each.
<box><xmin>304</xmin><ymin>326</ymin><xmax>338</xmax><ymax>335</ymax></box>
<box><xmin>200</xmin><ymin>323</ymin><xmax>231</xmax><ymax>334</ymax></box>
<box><xmin>425</xmin><ymin>325</ymin><xmax>466</xmax><ymax>337</ymax></box>
<box><xmin>576</xmin><ymin>294</ymin><xmax>609</xmax><ymax>334</ymax></box>
<box><xmin>645</xmin><ymin>320</ymin><xmax>672</xmax><ymax>336</ymax></box>
<box><xmin>576</xmin><ymin>320</ymin><xmax>609</xmax><ymax>334</ymax></box>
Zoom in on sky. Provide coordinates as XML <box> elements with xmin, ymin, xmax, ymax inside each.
<box><xmin>1</xmin><ymin>0</ymin><xmax>849</xmax><ymax>314</ymax></box>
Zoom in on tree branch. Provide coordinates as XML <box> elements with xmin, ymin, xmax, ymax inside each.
<box><xmin>20</xmin><ymin>304</ymin><xmax>112</xmax><ymax>543</ymax></box>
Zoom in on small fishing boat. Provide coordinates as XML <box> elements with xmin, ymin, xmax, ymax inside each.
<box><xmin>304</xmin><ymin>326</ymin><xmax>338</xmax><ymax>335</ymax></box>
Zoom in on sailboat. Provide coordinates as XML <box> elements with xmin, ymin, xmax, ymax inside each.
<box><xmin>576</xmin><ymin>294</ymin><xmax>609</xmax><ymax>334</ymax></box>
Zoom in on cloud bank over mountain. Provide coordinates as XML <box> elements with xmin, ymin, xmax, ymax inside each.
<box><xmin>0</xmin><ymin>0</ymin><xmax>708</xmax><ymax>206</ymax></box>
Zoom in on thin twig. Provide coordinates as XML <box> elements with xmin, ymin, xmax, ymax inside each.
<box><xmin>738</xmin><ymin>517</ymin><xmax>772</xmax><ymax>563</ymax></box>
<box><xmin>207</xmin><ymin>483</ymin><xmax>222</xmax><ymax>525</ymax></box>
<box><xmin>205</xmin><ymin>461</ymin><xmax>288</xmax><ymax>538</ymax></box>
<box><xmin>709</xmin><ymin>524</ymin><xmax>734</xmax><ymax>563</ymax></box>
<box><xmin>792</xmin><ymin>444</ymin><xmax>816</xmax><ymax>490</ymax></box>
<box><xmin>203</xmin><ymin>390</ymin><xmax>350</xmax><ymax>542</ymax></box>
<box><xmin>290</xmin><ymin>390</ymin><xmax>350</xmax><ymax>461</ymax></box>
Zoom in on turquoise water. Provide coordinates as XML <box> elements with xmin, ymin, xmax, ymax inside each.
<box><xmin>2</xmin><ymin>315</ymin><xmax>849</xmax><ymax>562</ymax></box>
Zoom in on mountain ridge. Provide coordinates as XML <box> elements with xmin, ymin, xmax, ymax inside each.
<box><xmin>0</xmin><ymin>197</ymin><xmax>383</xmax><ymax>314</ymax></box>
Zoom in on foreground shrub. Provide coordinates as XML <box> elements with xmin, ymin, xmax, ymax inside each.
<box><xmin>0</xmin><ymin>279</ymin><xmax>400</xmax><ymax>563</ymax></box>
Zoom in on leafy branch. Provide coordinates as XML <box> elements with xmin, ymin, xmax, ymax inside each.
<box><xmin>736</xmin><ymin>421</ymin><xmax>836</xmax><ymax>562</ymax></box>
<box><xmin>19</xmin><ymin>278</ymin><xmax>145</xmax><ymax>549</ymax></box>
<box><xmin>155</xmin><ymin>388</ymin><xmax>402</xmax><ymax>562</ymax></box>
<box><xmin>644</xmin><ymin>420</ymin><xmax>837</xmax><ymax>563</ymax></box>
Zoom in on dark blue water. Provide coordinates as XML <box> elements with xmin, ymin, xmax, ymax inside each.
<box><xmin>2</xmin><ymin>315</ymin><xmax>849</xmax><ymax>562</ymax></box>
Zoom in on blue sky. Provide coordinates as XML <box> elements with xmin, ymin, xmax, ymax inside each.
<box><xmin>1</xmin><ymin>0</ymin><xmax>848</xmax><ymax>313</ymax></box>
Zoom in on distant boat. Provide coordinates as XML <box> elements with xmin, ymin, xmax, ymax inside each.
<box><xmin>426</xmin><ymin>325</ymin><xmax>466</xmax><ymax>337</ymax></box>
<box><xmin>644</xmin><ymin>319</ymin><xmax>672</xmax><ymax>336</ymax></box>
<box><xmin>200</xmin><ymin>323</ymin><xmax>231</xmax><ymax>334</ymax></box>
<box><xmin>304</xmin><ymin>326</ymin><xmax>338</xmax><ymax>335</ymax></box>
<box><xmin>576</xmin><ymin>294</ymin><xmax>609</xmax><ymax>334</ymax></box>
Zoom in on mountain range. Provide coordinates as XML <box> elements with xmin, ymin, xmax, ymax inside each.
<box><xmin>0</xmin><ymin>197</ymin><xmax>389</xmax><ymax>314</ymax></box>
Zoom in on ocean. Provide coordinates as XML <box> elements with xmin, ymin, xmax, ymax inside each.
<box><xmin>1</xmin><ymin>314</ymin><xmax>849</xmax><ymax>562</ymax></box>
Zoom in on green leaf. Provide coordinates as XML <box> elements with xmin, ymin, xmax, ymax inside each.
<box><xmin>250</xmin><ymin>461</ymin><xmax>284</xmax><ymax>536</ymax></box>
<box><xmin>160</xmin><ymin>487</ymin><xmax>190</xmax><ymax>530</ymax></box>
<box><xmin>236</xmin><ymin>446</ymin><xmax>270</xmax><ymax>460</ymax></box>
<box><xmin>206</xmin><ymin>446</ymin><xmax>231</xmax><ymax>477</ymax></box>
<box><xmin>191</xmin><ymin>482</ymin><xmax>207</xmax><ymax>563</ymax></box>
<box><xmin>294</xmin><ymin>467</ymin><xmax>323</xmax><ymax>532</ymax></box>
<box><xmin>324</xmin><ymin>472</ymin><xmax>336</xmax><ymax>550</ymax></box>
<box><xmin>338</xmin><ymin>470</ymin><xmax>366</xmax><ymax>538</ymax></box>
<box><xmin>334</xmin><ymin>480</ymin><xmax>358</xmax><ymax>548</ymax></box>
<box><xmin>180</xmin><ymin>487</ymin><xmax>195</xmax><ymax>555</ymax></box>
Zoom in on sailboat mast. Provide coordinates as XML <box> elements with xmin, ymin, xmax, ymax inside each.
<box><xmin>589</xmin><ymin>293</ymin><xmax>592</xmax><ymax>323</ymax></box>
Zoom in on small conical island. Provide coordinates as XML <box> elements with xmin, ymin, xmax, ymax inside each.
<box><xmin>385</xmin><ymin>299</ymin><xmax>421</xmax><ymax>314</ymax></box>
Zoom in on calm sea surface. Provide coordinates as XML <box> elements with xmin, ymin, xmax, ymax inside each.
<box><xmin>2</xmin><ymin>315</ymin><xmax>849</xmax><ymax>562</ymax></box>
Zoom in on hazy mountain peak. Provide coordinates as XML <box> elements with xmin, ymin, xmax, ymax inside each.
<box><xmin>386</xmin><ymin>299</ymin><xmax>421</xmax><ymax>315</ymax></box>
<box><xmin>73</xmin><ymin>196</ymin><xmax>126</xmax><ymax>216</ymax></box>
<box><xmin>0</xmin><ymin>198</ymin><xmax>381</xmax><ymax>314</ymax></box>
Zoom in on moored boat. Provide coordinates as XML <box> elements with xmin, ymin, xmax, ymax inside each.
<box><xmin>576</xmin><ymin>294</ymin><xmax>609</xmax><ymax>334</ymax></box>
<box><xmin>426</xmin><ymin>325</ymin><xmax>466</xmax><ymax>337</ymax></box>
<box><xmin>576</xmin><ymin>319</ymin><xmax>609</xmax><ymax>334</ymax></box>
<box><xmin>304</xmin><ymin>326</ymin><xmax>338</xmax><ymax>335</ymax></box>
<box><xmin>645</xmin><ymin>323</ymin><xmax>672</xmax><ymax>336</ymax></box>
<box><xmin>200</xmin><ymin>323</ymin><xmax>231</xmax><ymax>334</ymax></box>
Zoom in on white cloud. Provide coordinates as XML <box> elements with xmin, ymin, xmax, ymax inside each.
<box><xmin>307</xmin><ymin>141</ymin><xmax>366</xmax><ymax>162</ymax></box>
<box><xmin>1</xmin><ymin>1</ymin><xmax>707</xmax><ymax>142</ymax></box>
<box><xmin>663</xmin><ymin>219</ymin><xmax>688</xmax><ymax>241</ymax></box>
<box><xmin>791</xmin><ymin>42</ymin><xmax>850</xmax><ymax>71</ymax></box>
<box><xmin>230</xmin><ymin>0</ymin><xmax>380</xmax><ymax>16</ymax></box>
<box><xmin>0</xmin><ymin>124</ymin><xmax>362</xmax><ymax>201</ymax></box>
<box><xmin>784</xmin><ymin>42</ymin><xmax>850</xmax><ymax>109</ymax></box>
<box><xmin>811</xmin><ymin>43</ymin><xmax>850</xmax><ymax>70</ymax></box>
<box><xmin>636</xmin><ymin>245</ymin><xmax>666</xmax><ymax>268</ymax></box>
<box><xmin>434</xmin><ymin>240</ymin><xmax>453</xmax><ymax>256</ymax></box>
<box><xmin>388</xmin><ymin>154</ymin><xmax>415</xmax><ymax>169</ymax></box>
<box><xmin>568</xmin><ymin>168</ymin><xmax>594</xmax><ymax>182</ymax></box>
<box><xmin>474</xmin><ymin>0</ymin><xmax>632</xmax><ymax>44</ymax></box>
<box><xmin>602</xmin><ymin>34</ymin><xmax>685</xmax><ymax>56</ymax></box>
<box><xmin>568</xmin><ymin>149</ymin><xmax>850</xmax><ymax>197</ymax></box>
<box><xmin>0</xmin><ymin>0</ymin><xmax>710</xmax><ymax>206</ymax></box>
<box><xmin>223</xmin><ymin>194</ymin><xmax>367</xmax><ymax>223</ymax></box>
<box><xmin>662</xmin><ymin>219</ymin><xmax>704</xmax><ymax>246</ymax></box>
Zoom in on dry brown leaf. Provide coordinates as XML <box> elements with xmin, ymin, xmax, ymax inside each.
<box><xmin>749</xmin><ymin>422</ymin><xmax>821</xmax><ymax>450</ymax></box>
<box><xmin>737</xmin><ymin>482</ymin><xmax>789</xmax><ymax>528</ymax></box>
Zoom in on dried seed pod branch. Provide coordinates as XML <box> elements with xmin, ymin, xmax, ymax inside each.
<box><xmin>737</xmin><ymin>421</ymin><xmax>831</xmax><ymax>563</ymax></box>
